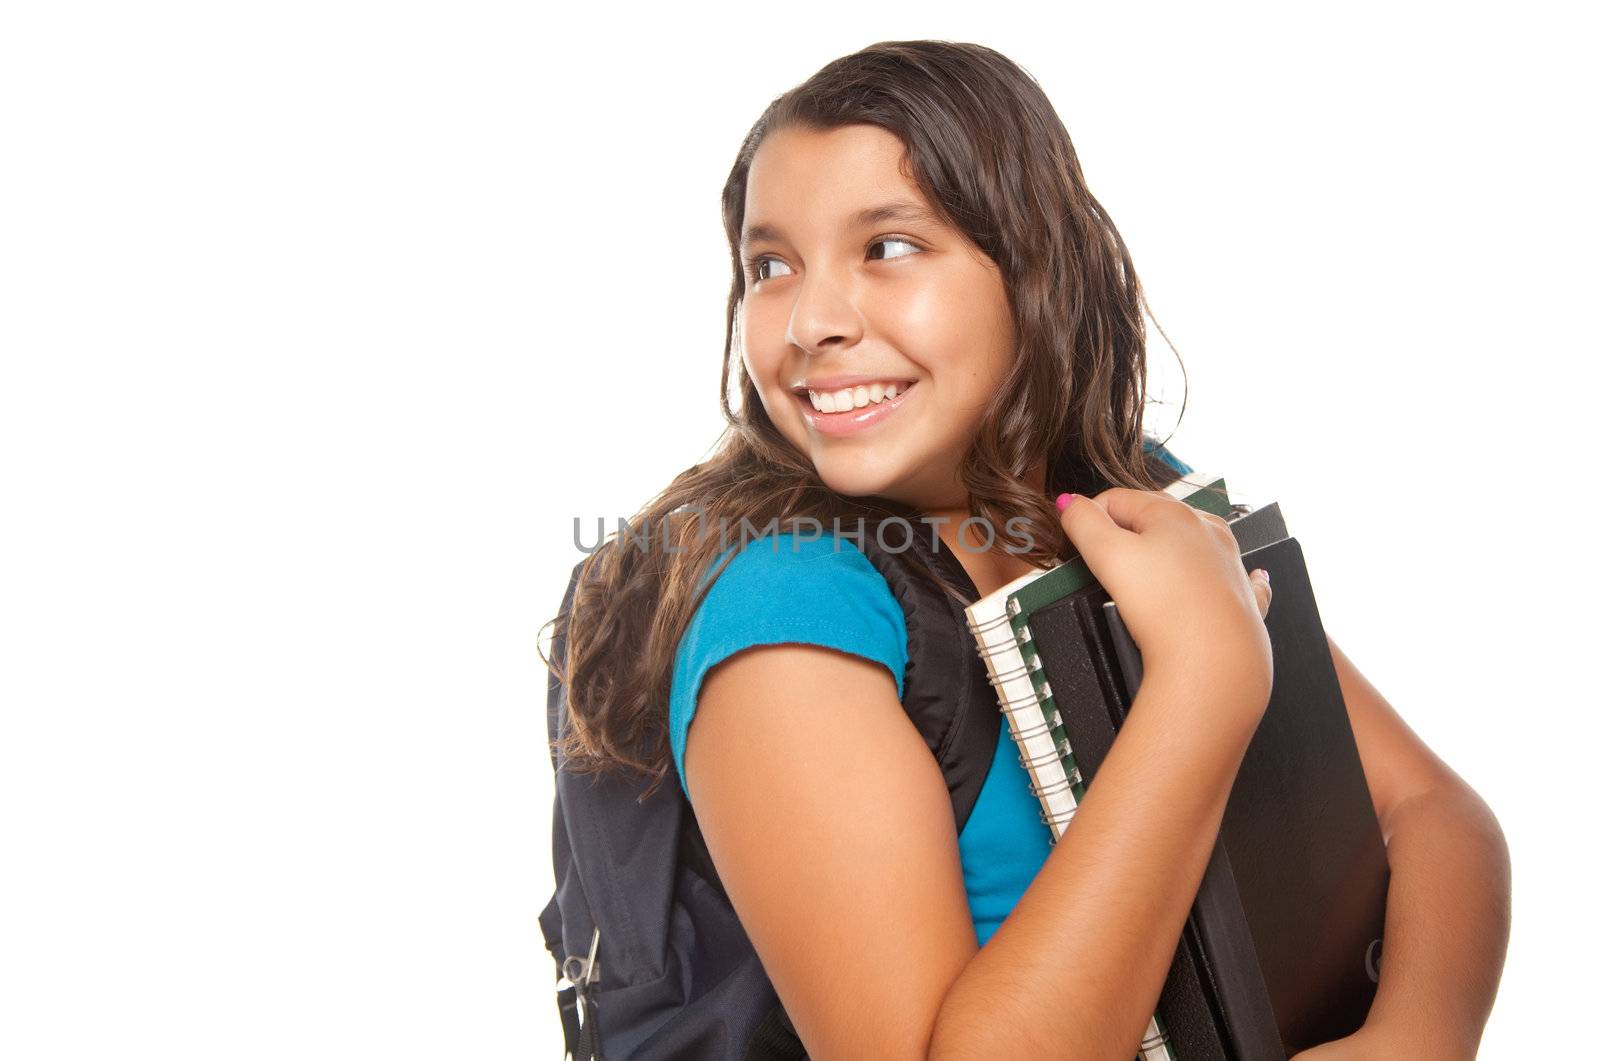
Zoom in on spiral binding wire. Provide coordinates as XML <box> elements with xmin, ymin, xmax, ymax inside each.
<box><xmin>1018</xmin><ymin>737</ymin><xmax>1073</xmax><ymax>772</ymax></box>
<box><xmin>1030</xmin><ymin>768</ymin><xmax>1081</xmax><ymax>798</ymax></box>
<box><xmin>1005</xmin><ymin>715</ymin><xmax>1054</xmax><ymax>743</ymax></box>
<box><xmin>1042</xmin><ymin>803</ymin><xmax>1079</xmax><ymax>832</ymax></box>
<box><xmin>989</xmin><ymin>680</ymin><xmax>1052</xmax><ymax>715</ymax></box>
<box><xmin>1142</xmin><ymin>1026</ymin><xmax>1173</xmax><ymax>1054</ymax></box>
<box><xmin>968</xmin><ymin>610</ymin><xmax>1014</xmax><ymax>637</ymax></box>
<box><xmin>983</xmin><ymin>659</ymin><xmax>1032</xmax><ymax>685</ymax></box>
<box><xmin>970</xmin><ymin>610</ymin><xmax>1082</xmax><ymax>834</ymax></box>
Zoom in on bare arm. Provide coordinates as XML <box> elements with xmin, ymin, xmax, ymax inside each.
<box><xmin>687</xmin><ymin>645</ymin><xmax>1268</xmax><ymax>1058</ymax></box>
<box><xmin>930</xmin><ymin>665</ymin><xmax>1266</xmax><ymax>1056</ymax></box>
<box><xmin>685</xmin><ymin>642</ymin><xmax>977</xmax><ymax>1059</ymax></box>
<box><xmin>1348</xmin><ymin>782</ymin><xmax>1509</xmax><ymax>1057</ymax></box>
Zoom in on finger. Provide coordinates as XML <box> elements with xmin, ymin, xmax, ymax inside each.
<box><xmin>1248</xmin><ymin>568</ymin><xmax>1272</xmax><ymax>619</ymax></box>
<box><xmin>1083</xmin><ymin>486</ymin><xmax>1183</xmax><ymax>535</ymax></box>
<box><xmin>1055</xmin><ymin>491</ymin><xmax>1131</xmax><ymax>565</ymax></box>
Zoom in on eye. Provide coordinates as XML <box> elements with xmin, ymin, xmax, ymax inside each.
<box><xmin>867</xmin><ymin>236</ymin><xmax>923</xmax><ymax>263</ymax></box>
<box><xmin>748</xmin><ymin>256</ymin><xmax>793</xmax><ymax>283</ymax></box>
<box><xmin>744</xmin><ymin>235</ymin><xmax>925</xmax><ymax>285</ymax></box>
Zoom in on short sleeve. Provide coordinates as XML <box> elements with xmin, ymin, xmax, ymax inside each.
<box><xmin>669</xmin><ymin>533</ymin><xmax>909</xmax><ymax>802</ymax></box>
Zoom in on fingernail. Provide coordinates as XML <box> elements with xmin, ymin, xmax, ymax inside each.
<box><xmin>1254</xmin><ymin>569</ymin><xmax>1270</xmax><ymax>583</ymax></box>
<box><xmin>1055</xmin><ymin>492</ymin><xmax>1075</xmax><ymax>512</ymax></box>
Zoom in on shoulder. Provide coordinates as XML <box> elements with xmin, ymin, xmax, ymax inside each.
<box><xmin>694</xmin><ymin>531</ymin><xmax>900</xmax><ymax>608</ymax></box>
<box><xmin>668</xmin><ymin>533</ymin><xmax>909</xmax><ymax>795</ymax></box>
<box><xmin>677</xmin><ymin>531</ymin><xmax>909</xmax><ymax>691</ymax></box>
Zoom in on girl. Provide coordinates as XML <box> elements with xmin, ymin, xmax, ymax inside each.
<box><xmin>549</xmin><ymin>40</ymin><xmax>1510</xmax><ymax>1058</ymax></box>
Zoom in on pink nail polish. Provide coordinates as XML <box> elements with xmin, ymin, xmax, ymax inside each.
<box><xmin>1056</xmin><ymin>492</ymin><xmax>1074</xmax><ymax>512</ymax></box>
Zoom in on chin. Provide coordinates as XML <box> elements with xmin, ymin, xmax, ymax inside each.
<box><xmin>810</xmin><ymin>459</ymin><xmax>905</xmax><ymax>502</ymax></box>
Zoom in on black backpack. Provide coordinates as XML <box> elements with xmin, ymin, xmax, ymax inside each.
<box><xmin>538</xmin><ymin>526</ymin><xmax>999</xmax><ymax>1059</ymax></box>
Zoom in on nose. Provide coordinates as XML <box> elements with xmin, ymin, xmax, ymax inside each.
<box><xmin>784</xmin><ymin>268</ymin><xmax>864</xmax><ymax>356</ymax></box>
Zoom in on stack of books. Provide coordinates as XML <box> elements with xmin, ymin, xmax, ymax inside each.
<box><xmin>963</xmin><ymin>473</ymin><xmax>1390</xmax><ymax>1060</ymax></box>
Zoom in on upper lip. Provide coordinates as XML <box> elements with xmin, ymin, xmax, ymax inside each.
<box><xmin>789</xmin><ymin>374</ymin><xmax>918</xmax><ymax>394</ymax></box>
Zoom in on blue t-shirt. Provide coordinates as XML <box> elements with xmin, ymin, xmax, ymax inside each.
<box><xmin>668</xmin><ymin>531</ymin><xmax>1050</xmax><ymax>946</ymax></box>
<box><xmin>668</xmin><ymin>441</ymin><xmax>1195</xmax><ymax>946</ymax></box>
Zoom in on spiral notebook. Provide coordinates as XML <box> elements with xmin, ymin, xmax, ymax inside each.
<box><xmin>963</xmin><ymin>478</ymin><xmax>1388</xmax><ymax>1059</ymax></box>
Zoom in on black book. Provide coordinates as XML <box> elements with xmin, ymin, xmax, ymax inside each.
<box><xmin>1024</xmin><ymin>506</ymin><xmax>1389</xmax><ymax>1058</ymax></box>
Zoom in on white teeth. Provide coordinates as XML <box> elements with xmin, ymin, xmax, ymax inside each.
<box><xmin>805</xmin><ymin>381</ymin><xmax>911</xmax><ymax>413</ymax></box>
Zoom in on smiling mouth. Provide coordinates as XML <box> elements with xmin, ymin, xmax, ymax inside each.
<box><xmin>791</xmin><ymin>380</ymin><xmax>919</xmax><ymax>437</ymax></box>
<box><xmin>793</xmin><ymin>380</ymin><xmax>918</xmax><ymax>414</ymax></box>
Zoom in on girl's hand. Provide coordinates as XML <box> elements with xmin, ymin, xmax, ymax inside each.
<box><xmin>1057</xmin><ymin>488</ymin><xmax>1274</xmax><ymax>718</ymax></box>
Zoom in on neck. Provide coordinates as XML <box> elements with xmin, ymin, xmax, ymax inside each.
<box><xmin>920</xmin><ymin>456</ymin><xmax>1050</xmax><ymax>599</ymax></box>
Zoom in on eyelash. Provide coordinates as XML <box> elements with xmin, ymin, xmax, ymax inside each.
<box><xmin>743</xmin><ymin>234</ymin><xmax>925</xmax><ymax>285</ymax></box>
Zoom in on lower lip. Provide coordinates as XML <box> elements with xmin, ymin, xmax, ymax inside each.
<box><xmin>796</xmin><ymin>383</ymin><xmax>918</xmax><ymax>438</ymax></box>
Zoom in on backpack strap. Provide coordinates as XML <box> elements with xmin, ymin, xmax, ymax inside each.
<box><xmin>856</xmin><ymin>526</ymin><xmax>999</xmax><ymax>834</ymax></box>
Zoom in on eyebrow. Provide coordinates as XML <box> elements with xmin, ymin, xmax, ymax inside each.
<box><xmin>740</xmin><ymin>200</ymin><xmax>939</xmax><ymax>251</ymax></box>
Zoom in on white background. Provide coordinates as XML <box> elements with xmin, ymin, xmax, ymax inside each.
<box><xmin>2</xmin><ymin>2</ymin><xmax>1593</xmax><ymax>1057</ymax></box>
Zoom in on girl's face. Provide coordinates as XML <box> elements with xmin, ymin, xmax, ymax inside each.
<box><xmin>738</xmin><ymin>124</ymin><xmax>1016</xmax><ymax>511</ymax></box>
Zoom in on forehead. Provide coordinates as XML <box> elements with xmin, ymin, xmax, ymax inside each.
<box><xmin>742</xmin><ymin>124</ymin><xmax>932</xmax><ymax>233</ymax></box>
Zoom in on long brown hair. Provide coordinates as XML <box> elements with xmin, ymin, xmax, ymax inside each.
<box><xmin>541</xmin><ymin>40</ymin><xmax>1188</xmax><ymax>799</ymax></box>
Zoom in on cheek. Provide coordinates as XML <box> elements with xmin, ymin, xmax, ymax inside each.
<box><xmin>740</xmin><ymin>309</ymin><xmax>785</xmax><ymax>380</ymax></box>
